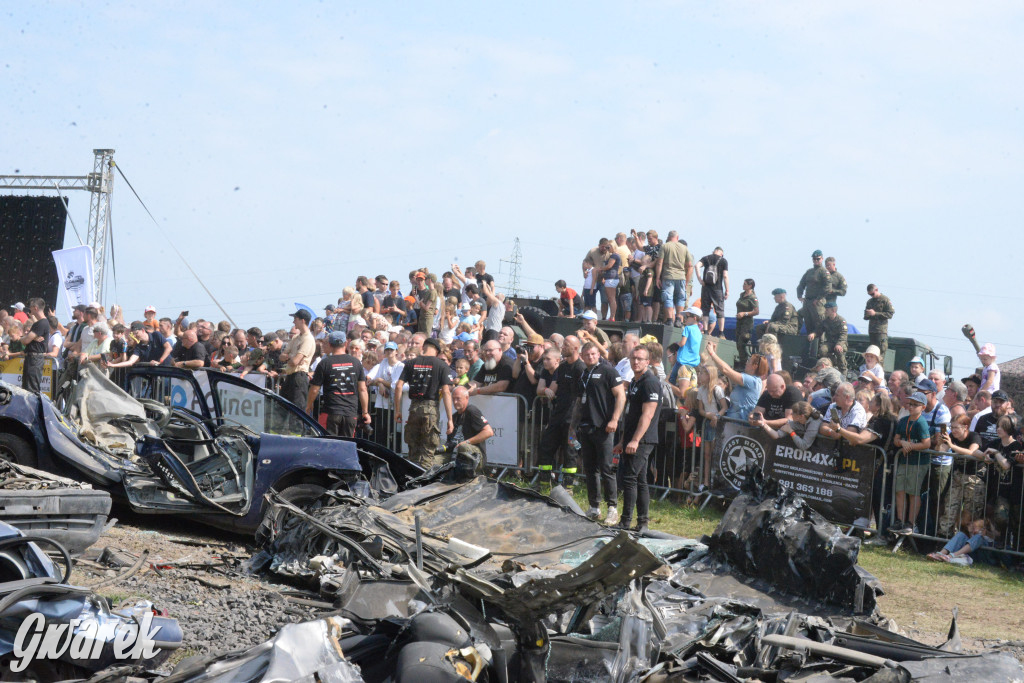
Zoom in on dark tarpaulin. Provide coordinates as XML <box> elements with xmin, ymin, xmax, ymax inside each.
<box><xmin>706</xmin><ymin>470</ymin><xmax>882</xmax><ymax>614</ymax></box>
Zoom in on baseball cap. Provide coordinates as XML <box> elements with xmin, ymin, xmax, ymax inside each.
<box><xmin>325</xmin><ymin>304</ymin><xmax>336</xmax><ymax>312</ymax></box>
<box><xmin>907</xmin><ymin>356</ymin><xmax>924</xmax><ymax>368</ymax></box>
<box><xmin>144</xmin><ymin>305</ymin><xmax>157</xmax><ymax>314</ymax></box>
<box><xmin>384</xmin><ymin>341</ymin><xmax>398</xmax><ymax>351</ymax></box>
<box><xmin>291</xmin><ymin>309</ymin><xmax>312</xmax><ymax>323</ymax></box>
<box><xmin>414</xmin><ymin>271</ymin><xmax>426</xmax><ymax>280</ymax></box>
<box><xmin>812</xmin><ymin>250</ymin><xmax>823</xmax><ymax>258</ymax></box>
<box><xmin>992</xmin><ymin>390</ymin><xmax>1010</xmax><ymax>402</ymax></box>
<box><xmin>907</xmin><ymin>392</ymin><xmax>927</xmax><ymax>405</ymax></box>
<box><xmin>88</xmin><ymin>301</ymin><xmax>101</xmax><ymax>309</ymax></box>
<box><xmin>525</xmin><ymin>333</ymin><xmax>544</xmax><ymax>345</ymax></box>
<box><xmin>12</xmin><ymin>302</ymin><xmax>24</xmax><ymax>310</ymax></box>
<box><xmin>129</xmin><ymin>321</ymin><xmax>145</xmax><ymax>331</ymax></box>
<box><xmin>460</xmin><ymin>302</ymin><xmax>471</xmax><ymax>312</ymax></box>
<box><xmin>915</xmin><ymin>378</ymin><xmax>937</xmax><ymax>393</ymax></box>
<box><xmin>858</xmin><ymin>372</ymin><xmax>875</xmax><ymax>383</ymax></box>
<box><xmin>683</xmin><ymin>306</ymin><xmax>701</xmax><ymax>318</ymax></box>
<box><xmin>771</xmin><ymin>288</ymin><xmax>786</xmax><ymax>295</ymax></box>
<box><xmin>978</xmin><ymin>343</ymin><xmax>997</xmax><ymax>358</ymax></box>
<box><xmin>580</xmin><ymin>310</ymin><xmax>598</xmax><ymax>320</ymax></box>
<box><xmin>262</xmin><ymin>332</ymin><xmax>279</xmax><ymax>343</ymax></box>
<box><xmin>328</xmin><ymin>331</ymin><xmax>346</xmax><ymax>346</ymax></box>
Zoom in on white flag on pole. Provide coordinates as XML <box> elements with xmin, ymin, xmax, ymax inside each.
<box><xmin>52</xmin><ymin>245</ymin><xmax>95</xmax><ymax>319</ymax></box>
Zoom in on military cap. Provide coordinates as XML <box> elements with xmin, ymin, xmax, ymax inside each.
<box><xmin>812</xmin><ymin>249</ymin><xmax>823</xmax><ymax>258</ymax></box>
<box><xmin>771</xmin><ymin>288</ymin><xmax>786</xmax><ymax>295</ymax></box>
<box><xmin>823</xmin><ymin>301</ymin><xmax>837</xmax><ymax>309</ymax></box>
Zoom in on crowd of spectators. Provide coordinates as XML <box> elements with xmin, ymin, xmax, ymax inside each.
<box><xmin>2</xmin><ymin>235</ymin><xmax>1020</xmax><ymax>564</ymax></box>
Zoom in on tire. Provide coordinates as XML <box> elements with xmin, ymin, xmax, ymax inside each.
<box><xmin>258</xmin><ymin>483</ymin><xmax>327</xmax><ymax>541</ymax></box>
<box><xmin>0</xmin><ymin>433</ymin><xmax>37</xmax><ymax>468</ymax></box>
<box><xmin>519</xmin><ymin>305</ymin><xmax>549</xmax><ymax>332</ymax></box>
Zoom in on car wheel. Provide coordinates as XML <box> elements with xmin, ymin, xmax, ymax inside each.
<box><xmin>259</xmin><ymin>483</ymin><xmax>328</xmax><ymax>540</ymax></box>
<box><xmin>0</xmin><ymin>433</ymin><xmax>37</xmax><ymax>468</ymax></box>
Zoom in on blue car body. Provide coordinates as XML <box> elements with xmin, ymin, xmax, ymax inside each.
<box><xmin>0</xmin><ymin>366</ymin><xmax>422</xmax><ymax>534</ymax></box>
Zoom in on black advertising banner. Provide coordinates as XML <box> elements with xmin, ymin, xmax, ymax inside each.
<box><xmin>709</xmin><ymin>420</ymin><xmax>877</xmax><ymax>523</ymax></box>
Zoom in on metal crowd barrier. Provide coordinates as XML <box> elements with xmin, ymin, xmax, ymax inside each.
<box><xmin>888</xmin><ymin>447</ymin><xmax>1023</xmax><ymax>559</ymax></box>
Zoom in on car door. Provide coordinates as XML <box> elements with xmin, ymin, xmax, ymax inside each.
<box><xmin>203</xmin><ymin>370</ymin><xmax>325</xmax><ymax>437</ymax></box>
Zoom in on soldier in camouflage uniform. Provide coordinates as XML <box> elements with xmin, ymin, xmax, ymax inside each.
<box><xmin>796</xmin><ymin>249</ymin><xmax>831</xmax><ymax>335</ymax></box>
<box><xmin>808</xmin><ymin>302</ymin><xmax>848</xmax><ymax>375</ymax></box>
<box><xmin>734</xmin><ymin>278</ymin><xmax>759</xmax><ymax>364</ymax></box>
<box><xmin>824</xmin><ymin>257</ymin><xmax>847</xmax><ymax>307</ymax></box>
<box><xmin>864</xmin><ymin>283</ymin><xmax>895</xmax><ymax>359</ymax></box>
<box><xmin>756</xmin><ymin>288</ymin><xmax>799</xmax><ymax>340</ymax></box>
<box><xmin>395</xmin><ymin>338</ymin><xmax>454</xmax><ymax>469</ymax></box>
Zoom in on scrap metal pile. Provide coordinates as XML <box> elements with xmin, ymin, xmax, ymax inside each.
<box><xmin>221</xmin><ymin>473</ymin><xmax>1024</xmax><ymax>682</ymax></box>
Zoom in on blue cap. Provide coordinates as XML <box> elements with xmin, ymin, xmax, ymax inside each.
<box><xmin>771</xmin><ymin>288</ymin><xmax>786</xmax><ymax>295</ymax></box>
<box><xmin>455</xmin><ymin>331</ymin><xmax>474</xmax><ymax>342</ymax></box>
<box><xmin>907</xmin><ymin>356</ymin><xmax>925</xmax><ymax>368</ymax></box>
<box><xmin>916</xmin><ymin>378</ymin><xmax>937</xmax><ymax>393</ymax></box>
<box><xmin>907</xmin><ymin>391</ymin><xmax>927</xmax><ymax>405</ymax></box>
<box><xmin>328</xmin><ymin>331</ymin><xmax>346</xmax><ymax>346</ymax></box>
<box><xmin>384</xmin><ymin>341</ymin><xmax>398</xmax><ymax>351</ymax></box>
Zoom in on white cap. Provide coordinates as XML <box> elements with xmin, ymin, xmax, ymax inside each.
<box><xmin>580</xmin><ymin>310</ymin><xmax>599</xmax><ymax>320</ymax></box>
<box><xmin>12</xmin><ymin>302</ymin><xmax>24</xmax><ymax>310</ymax></box>
<box><xmin>144</xmin><ymin>305</ymin><xmax>157</xmax><ymax>314</ymax></box>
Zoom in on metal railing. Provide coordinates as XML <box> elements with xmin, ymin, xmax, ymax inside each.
<box><xmin>888</xmin><ymin>447</ymin><xmax>1023</xmax><ymax>559</ymax></box>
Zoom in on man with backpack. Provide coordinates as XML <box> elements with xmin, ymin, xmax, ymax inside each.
<box><xmin>696</xmin><ymin>247</ymin><xmax>729</xmax><ymax>337</ymax></box>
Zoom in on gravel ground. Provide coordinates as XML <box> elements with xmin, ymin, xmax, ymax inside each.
<box><xmin>68</xmin><ymin>515</ymin><xmax>326</xmax><ymax>661</ymax></box>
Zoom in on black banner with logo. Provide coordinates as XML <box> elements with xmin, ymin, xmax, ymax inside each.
<box><xmin>709</xmin><ymin>420</ymin><xmax>877</xmax><ymax>523</ymax></box>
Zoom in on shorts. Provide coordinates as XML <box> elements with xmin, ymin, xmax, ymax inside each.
<box><xmin>603</xmin><ymin>278</ymin><xmax>620</xmax><ymax>288</ymax></box>
<box><xmin>700</xmin><ymin>287</ymin><xmax>725</xmax><ymax>316</ymax></box>
<box><xmin>660</xmin><ymin>278</ymin><xmax>687</xmax><ymax>309</ymax></box>
<box><xmin>583</xmin><ymin>289</ymin><xmax>597</xmax><ymax>308</ymax></box>
<box><xmin>895</xmin><ymin>461</ymin><xmax>929</xmax><ymax>495</ymax></box>
<box><xmin>618</xmin><ymin>292</ymin><xmax>632</xmax><ymax>311</ymax></box>
<box><xmin>639</xmin><ymin>295</ymin><xmax>653</xmax><ymax>307</ymax></box>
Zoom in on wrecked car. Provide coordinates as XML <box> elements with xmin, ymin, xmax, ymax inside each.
<box><xmin>245</xmin><ymin>475</ymin><xmax>1024</xmax><ymax>683</ymax></box>
<box><xmin>0</xmin><ymin>459</ymin><xmax>110</xmax><ymax>555</ymax></box>
<box><xmin>0</xmin><ymin>365</ymin><xmax>422</xmax><ymax>535</ymax></box>
<box><xmin>0</xmin><ymin>519</ymin><xmax>182</xmax><ymax>680</ymax></box>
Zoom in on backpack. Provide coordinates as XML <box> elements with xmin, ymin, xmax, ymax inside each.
<box><xmin>703</xmin><ymin>255</ymin><xmax>721</xmax><ymax>287</ymax></box>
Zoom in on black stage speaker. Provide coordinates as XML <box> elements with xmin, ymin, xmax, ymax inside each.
<box><xmin>0</xmin><ymin>196</ymin><xmax>69</xmax><ymax>311</ymax></box>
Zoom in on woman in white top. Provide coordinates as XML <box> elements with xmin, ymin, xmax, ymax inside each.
<box><xmin>438</xmin><ymin>301</ymin><xmax>459</xmax><ymax>344</ymax></box>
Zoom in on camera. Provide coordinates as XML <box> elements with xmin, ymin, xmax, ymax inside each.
<box><xmin>515</xmin><ymin>345</ymin><xmax>527</xmax><ymax>356</ymax></box>
<box><xmin>181</xmin><ymin>311</ymin><xmax>189</xmax><ymax>317</ymax></box>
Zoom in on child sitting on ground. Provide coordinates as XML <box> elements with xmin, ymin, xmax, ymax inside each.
<box><xmin>927</xmin><ymin>518</ymin><xmax>995</xmax><ymax>566</ymax></box>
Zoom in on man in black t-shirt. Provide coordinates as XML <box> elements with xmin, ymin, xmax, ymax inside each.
<box><xmin>536</xmin><ymin>336</ymin><xmax>586</xmax><ymax>486</ymax></box>
<box><xmin>975</xmin><ymin>391</ymin><xmax>1013</xmax><ymax>450</ymax></box>
<box><xmin>170</xmin><ymin>330</ymin><xmax>210</xmax><ymax>370</ymax></box>
<box><xmin>395</xmin><ymin>338</ymin><xmax>454</xmax><ymax>468</ymax></box>
<box><xmin>751</xmin><ymin>374</ymin><xmax>802</xmax><ymax>429</ymax></box>
<box><xmin>445</xmin><ymin>386</ymin><xmax>494</xmax><ymax>468</ymax></box>
<box><xmin>578</xmin><ymin>341</ymin><xmax>626</xmax><ymax>524</ymax></box>
<box><xmin>469</xmin><ymin>340</ymin><xmax>513</xmax><ymax>395</ymax></box>
<box><xmin>614</xmin><ymin>346</ymin><xmax>662</xmax><ymax>532</ymax></box>
<box><xmin>696</xmin><ymin>247</ymin><xmax>729</xmax><ymax>337</ymax></box>
<box><xmin>307</xmin><ymin>333</ymin><xmax>369</xmax><ymax>437</ymax></box>
<box><xmin>20</xmin><ymin>298</ymin><xmax>50</xmax><ymax>393</ymax></box>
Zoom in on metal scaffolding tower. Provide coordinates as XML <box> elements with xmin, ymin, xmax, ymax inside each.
<box><xmin>0</xmin><ymin>149</ymin><xmax>116</xmax><ymax>300</ymax></box>
<box><xmin>501</xmin><ymin>237</ymin><xmax>523</xmax><ymax>297</ymax></box>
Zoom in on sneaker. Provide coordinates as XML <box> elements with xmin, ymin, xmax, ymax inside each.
<box><xmin>586</xmin><ymin>507</ymin><xmax>601</xmax><ymax>521</ymax></box>
<box><xmin>947</xmin><ymin>555</ymin><xmax>973</xmax><ymax>566</ymax></box>
<box><xmin>605</xmin><ymin>506</ymin><xmax>620</xmax><ymax>526</ymax></box>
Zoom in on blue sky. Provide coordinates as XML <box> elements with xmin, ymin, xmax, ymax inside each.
<box><xmin>3</xmin><ymin>2</ymin><xmax>1022</xmax><ymax>376</ymax></box>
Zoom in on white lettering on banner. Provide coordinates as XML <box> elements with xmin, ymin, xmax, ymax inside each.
<box><xmin>397</xmin><ymin>393</ymin><xmax>520</xmax><ymax>467</ymax></box>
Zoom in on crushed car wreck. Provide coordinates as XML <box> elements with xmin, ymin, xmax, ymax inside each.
<box><xmin>0</xmin><ymin>520</ymin><xmax>182</xmax><ymax>680</ymax></box>
<box><xmin>0</xmin><ymin>366</ymin><xmax>421</xmax><ymax>534</ymax></box>
<box><xmin>242</xmin><ymin>475</ymin><xmax>1024</xmax><ymax>682</ymax></box>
